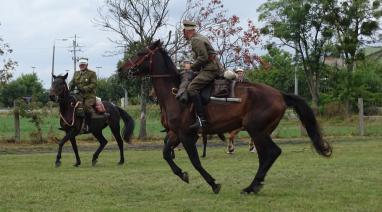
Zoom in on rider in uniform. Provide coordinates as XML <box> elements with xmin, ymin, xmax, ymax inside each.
<box><xmin>183</xmin><ymin>20</ymin><xmax>221</xmax><ymax>130</ymax></box>
<box><xmin>69</xmin><ymin>58</ymin><xmax>97</xmax><ymax>132</ymax></box>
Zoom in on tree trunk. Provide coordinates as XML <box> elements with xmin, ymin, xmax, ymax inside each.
<box><xmin>311</xmin><ymin>90</ymin><xmax>319</xmax><ymax>115</ymax></box>
<box><xmin>138</xmin><ymin>79</ymin><xmax>149</xmax><ymax>140</ymax></box>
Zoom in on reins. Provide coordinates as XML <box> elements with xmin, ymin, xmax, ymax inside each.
<box><xmin>55</xmin><ymin>83</ymin><xmax>81</xmax><ymax>127</ymax></box>
<box><xmin>126</xmin><ymin>47</ymin><xmax>177</xmax><ymax>79</ymax></box>
<box><xmin>59</xmin><ymin>101</ymin><xmax>80</xmax><ymax>126</ymax></box>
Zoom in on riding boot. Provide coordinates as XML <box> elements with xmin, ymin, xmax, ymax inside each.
<box><xmin>189</xmin><ymin>94</ymin><xmax>207</xmax><ymax>130</ymax></box>
<box><xmin>81</xmin><ymin>113</ymin><xmax>91</xmax><ymax>134</ymax></box>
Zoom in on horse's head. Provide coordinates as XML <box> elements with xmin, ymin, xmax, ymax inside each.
<box><xmin>118</xmin><ymin>40</ymin><xmax>163</xmax><ymax>78</ymax></box>
<box><xmin>50</xmin><ymin>73</ymin><xmax>69</xmax><ymax>102</ymax></box>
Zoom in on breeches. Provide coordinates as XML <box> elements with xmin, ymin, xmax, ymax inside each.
<box><xmin>187</xmin><ymin>70</ymin><xmax>218</xmax><ymax>96</ymax></box>
<box><xmin>83</xmin><ymin>98</ymin><xmax>96</xmax><ymax>113</ymax></box>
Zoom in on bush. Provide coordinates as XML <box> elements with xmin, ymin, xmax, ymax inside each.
<box><xmin>322</xmin><ymin>101</ymin><xmax>347</xmax><ymax>117</ymax></box>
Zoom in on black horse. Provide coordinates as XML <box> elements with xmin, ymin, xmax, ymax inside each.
<box><xmin>49</xmin><ymin>74</ymin><xmax>135</xmax><ymax>167</ymax></box>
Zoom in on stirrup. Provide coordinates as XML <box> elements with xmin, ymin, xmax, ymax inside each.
<box><xmin>189</xmin><ymin>116</ymin><xmax>207</xmax><ymax>130</ymax></box>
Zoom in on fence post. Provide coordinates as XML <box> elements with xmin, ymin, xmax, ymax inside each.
<box><xmin>358</xmin><ymin>98</ymin><xmax>365</xmax><ymax>136</ymax></box>
<box><xmin>14</xmin><ymin>100</ymin><xmax>20</xmax><ymax>143</ymax></box>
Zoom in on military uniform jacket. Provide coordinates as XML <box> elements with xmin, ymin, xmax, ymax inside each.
<box><xmin>190</xmin><ymin>33</ymin><xmax>220</xmax><ymax>72</ymax></box>
<box><xmin>69</xmin><ymin>69</ymin><xmax>97</xmax><ymax>99</ymax></box>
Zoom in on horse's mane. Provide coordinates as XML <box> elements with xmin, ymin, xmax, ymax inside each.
<box><xmin>158</xmin><ymin>47</ymin><xmax>180</xmax><ymax>85</ymax></box>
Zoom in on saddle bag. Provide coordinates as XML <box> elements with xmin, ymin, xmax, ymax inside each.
<box><xmin>94</xmin><ymin>97</ymin><xmax>106</xmax><ymax>114</ymax></box>
<box><xmin>211</xmin><ymin>79</ymin><xmax>230</xmax><ymax>97</ymax></box>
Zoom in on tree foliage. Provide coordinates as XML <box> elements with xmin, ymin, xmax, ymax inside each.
<box><xmin>0</xmin><ymin>23</ymin><xmax>17</xmax><ymax>86</ymax></box>
<box><xmin>326</xmin><ymin>0</ymin><xmax>382</xmax><ymax>113</ymax></box>
<box><xmin>258</xmin><ymin>0</ymin><xmax>335</xmax><ymax>110</ymax></box>
<box><xmin>0</xmin><ymin>73</ymin><xmax>45</xmax><ymax>107</ymax></box>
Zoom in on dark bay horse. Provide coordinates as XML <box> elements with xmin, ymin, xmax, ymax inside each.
<box><xmin>119</xmin><ymin>40</ymin><xmax>332</xmax><ymax>194</ymax></box>
<box><xmin>49</xmin><ymin>74</ymin><xmax>135</xmax><ymax>167</ymax></box>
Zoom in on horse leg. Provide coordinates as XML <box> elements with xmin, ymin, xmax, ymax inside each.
<box><xmin>69</xmin><ymin>137</ymin><xmax>81</xmax><ymax>167</ymax></box>
<box><xmin>227</xmin><ymin>131</ymin><xmax>235</xmax><ymax>154</ymax></box>
<box><xmin>242</xmin><ymin>133</ymin><xmax>281</xmax><ymax>194</ymax></box>
<box><xmin>164</xmin><ymin>133</ymin><xmax>175</xmax><ymax>159</ymax></box>
<box><xmin>91</xmin><ymin>132</ymin><xmax>108</xmax><ymax>166</ymax></box>
<box><xmin>110</xmin><ymin>123</ymin><xmax>125</xmax><ymax>165</ymax></box>
<box><xmin>55</xmin><ymin>133</ymin><xmax>71</xmax><ymax>167</ymax></box>
<box><xmin>163</xmin><ymin>134</ymin><xmax>188</xmax><ymax>183</ymax></box>
<box><xmin>202</xmin><ymin>134</ymin><xmax>207</xmax><ymax>158</ymax></box>
<box><xmin>179</xmin><ymin>133</ymin><xmax>221</xmax><ymax>194</ymax></box>
<box><xmin>249</xmin><ymin>139</ymin><xmax>256</xmax><ymax>153</ymax></box>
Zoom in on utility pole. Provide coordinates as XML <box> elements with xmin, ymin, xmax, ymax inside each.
<box><xmin>51</xmin><ymin>43</ymin><xmax>55</xmax><ymax>82</ymax></box>
<box><xmin>294</xmin><ymin>49</ymin><xmax>299</xmax><ymax>95</ymax></box>
<box><xmin>51</xmin><ymin>38</ymin><xmax>68</xmax><ymax>83</ymax></box>
<box><xmin>31</xmin><ymin>66</ymin><xmax>36</xmax><ymax>74</ymax></box>
<box><xmin>69</xmin><ymin>34</ymin><xmax>83</xmax><ymax>72</ymax></box>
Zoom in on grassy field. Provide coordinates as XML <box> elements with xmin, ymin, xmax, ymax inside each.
<box><xmin>1</xmin><ymin>105</ymin><xmax>382</xmax><ymax>143</ymax></box>
<box><xmin>0</xmin><ymin>138</ymin><xmax>381</xmax><ymax>211</ymax></box>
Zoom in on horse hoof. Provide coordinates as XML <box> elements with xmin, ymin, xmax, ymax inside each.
<box><xmin>118</xmin><ymin>161</ymin><xmax>124</xmax><ymax>165</ymax></box>
<box><xmin>92</xmin><ymin>160</ymin><xmax>97</xmax><ymax>167</ymax></box>
<box><xmin>73</xmin><ymin>162</ymin><xmax>81</xmax><ymax>167</ymax></box>
<box><xmin>55</xmin><ymin>161</ymin><xmax>61</xmax><ymax>167</ymax></box>
<box><xmin>212</xmin><ymin>183</ymin><xmax>222</xmax><ymax>194</ymax></box>
<box><xmin>241</xmin><ymin>183</ymin><xmax>264</xmax><ymax>194</ymax></box>
<box><xmin>181</xmin><ymin>172</ymin><xmax>189</xmax><ymax>183</ymax></box>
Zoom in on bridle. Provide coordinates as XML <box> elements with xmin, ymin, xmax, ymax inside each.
<box><xmin>125</xmin><ymin>46</ymin><xmax>176</xmax><ymax>78</ymax></box>
<box><xmin>51</xmin><ymin>79</ymin><xmax>80</xmax><ymax>126</ymax></box>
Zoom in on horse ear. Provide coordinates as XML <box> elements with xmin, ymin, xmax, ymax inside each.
<box><xmin>52</xmin><ymin>74</ymin><xmax>57</xmax><ymax>79</ymax></box>
<box><xmin>64</xmin><ymin>73</ymin><xmax>68</xmax><ymax>79</ymax></box>
<box><xmin>154</xmin><ymin>39</ymin><xmax>162</xmax><ymax>47</ymax></box>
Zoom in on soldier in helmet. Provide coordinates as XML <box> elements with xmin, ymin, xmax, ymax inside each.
<box><xmin>69</xmin><ymin>57</ymin><xmax>97</xmax><ymax>133</ymax></box>
<box><xmin>182</xmin><ymin>20</ymin><xmax>221</xmax><ymax>130</ymax></box>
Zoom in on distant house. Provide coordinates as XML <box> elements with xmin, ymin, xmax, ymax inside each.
<box><xmin>363</xmin><ymin>46</ymin><xmax>382</xmax><ymax>62</ymax></box>
<box><xmin>324</xmin><ymin>46</ymin><xmax>382</xmax><ymax>68</ymax></box>
<box><xmin>324</xmin><ymin>56</ymin><xmax>345</xmax><ymax>68</ymax></box>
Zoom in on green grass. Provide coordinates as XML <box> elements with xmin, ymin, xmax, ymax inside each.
<box><xmin>0</xmin><ymin>138</ymin><xmax>381</xmax><ymax>211</ymax></box>
<box><xmin>1</xmin><ymin>105</ymin><xmax>382</xmax><ymax>143</ymax></box>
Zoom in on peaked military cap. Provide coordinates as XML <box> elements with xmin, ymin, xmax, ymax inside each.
<box><xmin>79</xmin><ymin>58</ymin><xmax>88</xmax><ymax>65</ymax></box>
<box><xmin>183</xmin><ymin>20</ymin><xmax>197</xmax><ymax>30</ymax></box>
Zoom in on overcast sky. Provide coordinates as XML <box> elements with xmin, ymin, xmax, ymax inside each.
<box><xmin>0</xmin><ymin>0</ymin><xmax>266</xmax><ymax>88</ymax></box>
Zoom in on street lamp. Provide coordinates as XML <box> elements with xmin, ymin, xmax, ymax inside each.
<box><xmin>51</xmin><ymin>38</ymin><xmax>68</xmax><ymax>83</ymax></box>
<box><xmin>95</xmin><ymin>66</ymin><xmax>102</xmax><ymax>78</ymax></box>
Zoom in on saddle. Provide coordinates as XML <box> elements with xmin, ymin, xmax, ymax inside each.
<box><xmin>176</xmin><ymin>71</ymin><xmax>240</xmax><ymax>105</ymax></box>
<box><xmin>200</xmin><ymin>79</ymin><xmax>236</xmax><ymax>104</ymax></box>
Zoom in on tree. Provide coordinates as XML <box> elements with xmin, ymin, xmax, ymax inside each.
<box><xmin>0</xmin><ymin>73</ymin><xmax>44</xmax><ymax>107</ymax></box>
<box><xmin>0</xmin><ymin>23</ymin><xmax>17</xmax><ymax>86</ymax></box>
<box><xmin>96</xmin><ymin>76</ymin><xmax>125</xmax><ymax>103</ymax></box>
<box><xmin>258</xmin><ymin>0</ymin><xmax>335</xmax><ymax>111</ymax></box>
<box><xmin>96</xmin><ymin>0</ymin><xmax>171</xmax><ymax>140</ymax></box>
<box><xmin>248</xmin><ymin>46</ymin><xmax>295</xmax><ymax>92</ymax></box>
<box><xmin>326</xmin><ymin>0</ymin><xmax>382</xmax><ymax>114</ymax></box>
<box><xmin>173</xmin><ymin>0</ymin><xmax>261</xmax><ymax>69</ymax></box>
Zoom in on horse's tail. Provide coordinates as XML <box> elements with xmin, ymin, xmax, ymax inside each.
<box><xmin>282</xmin><ymin>92</ymin><xmax>332</xmax><ymax>157</ymax></box>
<box><xmin>117</xmin><ymin>106</ymin><xmax>135</xmax><ymax>143</ymax></box>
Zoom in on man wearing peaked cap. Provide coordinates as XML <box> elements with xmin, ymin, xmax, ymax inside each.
<box><xmin>69</xmin><ymin>57</ymin><xmax>97</xmax><ymax>133</ymax></box>
<box><xmin>182</xmin><ymin>20</ymin><xmax>223</xmax><ymax>130</ymax></box>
